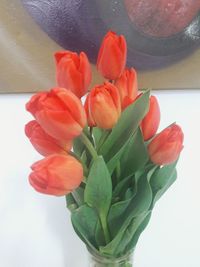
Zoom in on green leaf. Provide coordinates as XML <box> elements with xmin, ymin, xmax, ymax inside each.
<box><xmin>153</xmin><ymin>170</ymin><xmax>177</xmax><ymax>205</ymax></box>
<box><xmin>112</xmin><ymin>174</ymin><xmax>133</xmax><ymax>200</ymax></box>
<box><xmin>107</xmin><ymin>139</ymin><xmax>130</xmax><ymax>175</ymax></box>
<box><xmin>99</xmin><ymin>90</ymin><xmax>150</xmax><ymax>162</ymax></box>
<box><xmin>97</xmin><ymin>130</ymin><xmax>111</xmax><ymax>152</ymax></box>
<box><xmin>72</xmin><ymin>187</ymin><xmax>84</xmax><ymax>206</ymax></box>
<box><xmin>126</xmin><ymin>212</ymin><xmax>152</xmax><ymax>252</ymax></box>
<box><xmin>95</xmin><ymin>221</ymin><xmax>106</xmax><ymax>247</ymax></box>
<box><xmin>65</xmin><ymin>193</ymin><xmax>78</xmax><ymax>212</ymax></box>
<box><xmin>92</xmin><ymin>127</ymin><xmax>103</xmax><ymax>147</ymax></box>
<box><xmin>71</xmin><ymin>204</ymin><xmax>100</xmax><ymax>251</ymax></box>
<box><xmin>110</xmin><ymin>171</ymin><xmax>152</xmax><ymax>237</ymax></box>
<box><xmin>124</xmin><ymin>188</ymin><xmax>134</xmax><ymax>200</ymax></box>
<box><xmin>102</xmin><ymin>169</ymin><xmax>153</xmax><ymax>255</ymax></box>
<box><xmin>120</xmin><ymin>128</ymin><xmax>149</xmax><ymax>178</ymax></box>
<box><xmin>80</xmin><ymin>150</ymin><xmax>87</xmax><ymax>163</ymax></box>
<box><xmin>84</xmin><ymin>156</ymin><xmax>112</xmax><ymax>221</ymax></box>
<box><xmin>113</xmin><ymin>212</ymin><xmax>150</xmax><ymax>256</ymax></box>
<box><xmin>108</xmin><ymin>199</ymin><xmax>131</xmax><ymax>238</ymax></box>
<box><xmin>150</xmin><ymin>161</ymin><xmax>177</xmax><ymax>205</ymax></box>
<box><xmin>73</xmin><ymin>136</ymin><xmax>84</xmax><ymax>157</ymax></box>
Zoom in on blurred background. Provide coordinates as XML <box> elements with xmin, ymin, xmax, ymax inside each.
<box><xmin>0</xmin><ymin>0</ymin><xmax>199</xmax><ymax>92</ymax></box>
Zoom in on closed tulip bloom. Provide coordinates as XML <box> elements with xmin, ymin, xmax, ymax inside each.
<box><xmin>90</xmin><ymin>82</ymin><xmax>121</xmax><ymax>129</ymax></box>
<box><xmin>97</xmin><ymin>31</ymin><xmax>127</xmax><ymax>80</ymax></box>
<box><xmin>26</xmin><ymin>88</ymin><xmax>86</xmax><ymax>142</ymax></box>
<box><xmin>29</xmin><ymin>154</ymin><xmax>83</xmax><ymax>196</ymax></box>
<box><xmin>84</xmin><ymin>94</ymin><xmax>96</xmax><ymax>127</ymax></box>
<box><xmin>55</xmin><ymin>51</ymin><xmax>92</xmax><ymax>98</ymax></box>
<box><xmin>148</xmin><ymin>124</ymin><xmax>184</xmax><ymax>166</ymax></box>
<box><xmin>25</xmin><ymin>120</ymin><xmax>72</xmax><ymax>156</ymax></box>
<box><xmin>115</xmin><ymin>68</ymin><xmax>138</xmax><ymax>109</ymax></box>
<box><xmin>141</xmin><ymin>96</ymin><xmax>160</xmax><ymax>141</ymax></box>
<box><xmin>122</xmin><ymin>93</ymin><xmax>143</xmax><ymax>111</ymax></box>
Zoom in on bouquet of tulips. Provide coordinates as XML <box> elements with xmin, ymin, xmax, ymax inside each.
<box><xmin>25</xmin><ymin>31</ymin><xmax>184</xmax><ymax>264</ymax></box>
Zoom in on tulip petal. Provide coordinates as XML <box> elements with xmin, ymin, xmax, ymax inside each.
<box><xmin>97</xmin><ymin>31</ymin><xmax>127</xmax><ymax>80</ymax></box>
<box><xmin>56</xmin><ymin>88</ymin><xmax>87</xmax><ymax>128</ymax></box>
<box><xmin>36</xmin><ymin>110</ymin><xmax>82</xmax><ymax>141</ymax></box>
<box><xmin>148</xmin><ymin>124</ymin><xmax>184</xmax><ymax>165</ymax></box>
<box><xmin>90</xmin><ymin>83</ymin><xmax>121</xmax><ymax>129</ymax></box>
<box><xmin>29</xmin><ymin>154</ymin><xmax>83</xmax><ymax>196</ymax></box>
<box><xmin>55</xmin><ymin>51</ymin><xmax>91</xmax><ymax>98</ymax></box>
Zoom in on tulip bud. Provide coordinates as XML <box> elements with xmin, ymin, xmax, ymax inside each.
<box><xmin>25</xmin><ymin>120</ymin><xmax>72</xmax><ymax>156</ymax></box>
<box><xmin>84</xmin><ymin>94</ymin><xmax>96</xmax><ymax>127</ymax></box>
<box><xmin>148</xmin><ymin>124</ymin><xmax>184</xmax><ymax>166</ymax></box>
<box><xmin>141</xmin><ymin>96</ymin><xmax>160</xmax><ymax>141</ymax></box>
<box><xmin>97</xmin><ymin>31</ymin><xmax>127</xmax><ymax>80</ymax></box>
<box><xmin>120</xmin><ymin>93</ymin><xmax>143</xmax><ymax>111</ymax></box>
<box><xmin>115</xmin><ymin>68</ymin><xmax>138</xmax><ymax>110</ymax></box>
<box><xmin>29</xmin><ymin>154</ymin><xmax>83</xmax><ymax>196</ymax></box>
<box><xmin>55</xmin><ymin>51</ymin><xmax>92</xmax><ymax>98</ymax></box>
<box><xmin>90</xmin><ymin>82</ymin><xmax>121</xmax><ymax>129</ymax></box>
<box><xmin>26</xmin><ymin>88</ymin><xmax>86</xmax><ymax>142</ymax></box>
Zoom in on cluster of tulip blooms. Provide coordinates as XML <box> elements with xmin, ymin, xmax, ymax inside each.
<box><xmin>25</xmin><ymin>31</ymin><xmax>184</xmax><ymax>260</ymax></box>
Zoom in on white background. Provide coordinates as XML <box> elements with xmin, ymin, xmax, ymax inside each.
<box><xmin>0</xmin><ymin>90</ymin><xmax>200</xmax><ymax>267</ymax></box>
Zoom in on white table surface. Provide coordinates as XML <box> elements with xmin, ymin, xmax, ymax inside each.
<box><xmin>0</xmin><ymin>90</ymin><xmax>200</xmax><ymax>267</ymax></box>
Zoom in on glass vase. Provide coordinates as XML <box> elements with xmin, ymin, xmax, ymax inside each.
<box><xmin>88</xmin><ymin>250</ymin><xmax>134</xmax><ymax>267</ymax></box>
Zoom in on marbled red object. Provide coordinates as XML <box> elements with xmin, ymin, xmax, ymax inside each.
<box><xmin>22</xmin><ymin>0</ymin><xmax>200</xmax><ymax>69</ymax></box>
<box><xmin>125</xmin><ymin>0</ymin><xmax>200</xmax><ymax>37</ymax></box>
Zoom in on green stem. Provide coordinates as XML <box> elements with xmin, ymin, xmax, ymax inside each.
<box><xmin>71</xmin><ymin>191</ymin><xmax>82</xmax><ymax>207</ymax></box>
<box><xmin>100</xmin><ymin>215</ymin><xmax>111</xmax><ymax>244</ymax></box>
<box><xmin>89</xmin><ymin>126</ymin><xmax>93</xmax><ymax>136</ymax></box>
<box><xmin>84</xmin><ymin>126</ymin><xmax>95</xmax><ymax>146</ymax></box>
<box><xmin>80</xmin><ymin>132</ymin><xmax>98</xmax><ymax>160</ymax></box>
<box><xmin>65</xmin><ymin>193</ymin><xmax>78</xmax><ymax>211</ymax></box>
<box><xmin>97</xmin><ymin>130</ymin><xmax>110</xmax><ymax>151</ymax></box>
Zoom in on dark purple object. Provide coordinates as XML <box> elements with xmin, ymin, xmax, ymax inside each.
<box><xmin>22</xmin><ymin>0</ymin><xmax>200</xmax><ymax>70</ymax></box>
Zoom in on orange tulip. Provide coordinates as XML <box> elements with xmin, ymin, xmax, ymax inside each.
<box><xmin>29</xmin><ymin>154</ymin><xmax>83</xmax><ymax>196</ymax></box>
<box><xmin>55</xmin><ymin>51</ymin><xmax>92</xmax><ymax>98</ymax></box>
<box><xmin>84</xmin><ymin>94</ymin><xmax>96</xmax><ymax>127</ymax></box>
<box><xmin>121</xmin><ymin>93</ymin><xmax>143</xmax><ymax>111</ymax></box>
<box><xmin>97</xmin><ymin>31</ymin><xmax>127</xmax><ymax>80</ymax></box>
<box><xmin>148</xmin><ymin>124</ymin><xmax>184</xmax><ymax>166</ymax></box>
<box><xmin>141</xmin><ymin>96</ymin><xmax>160</xmax><ymax>141</ymax></box>
<box><xmin>89</xmin><ymin>82</ymin><xmax>121</xmax><ymax>129</ymax></box>
<box><xmin>115</xmin><ymin>68</ymin><xmax>138</xmax><ymax>110</ymax></box>
<box><xmin>25</xmin><ymin>120</ymin><xmax>72</xmax><ymax>156</ymax></box>
<box><xmin>26</xmin><ymin>88</ymin><xmax>86</xmax><ymax>142</ymax></box>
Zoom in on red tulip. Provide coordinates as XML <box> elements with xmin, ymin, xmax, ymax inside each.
<box><xmin>148</xmin><ymin>124</ymin><xmax>184</xmax><ymax>166</ymax></box>
<box><xmin>26</xmin><ymin>88</ymin><xmax>86</xmax><ymax>142</ymax></box>
<box><xmin>89</xmin><ymin>82</ymin><xmax>121</xmax><ymax>129</ymax></box>
<box><xmin>84</xmin><ymin>94</ymin><xmax>96</xmax><ymax>127</ymax></box>
<box><xmin>25</xmin><ymin>120</ymin><xmax>72</xmax><ymax>156</ymax></box>
<box><xmin>121</xmin><ymin>93</ymin><xmax>143</xmax><ymax>111</ymax></box>
<box><xmin>141</xmin><ymin>96</ymin><xmax>160</xmax><ymax>141</ymax></box>
<box><xmin>55</xmin><ymin>51</ymin><xmax>92</xmax><ymax>98</ymax></box>
<box><xmin>115</xmin><ymin>68</ymin><xmax>138</xmax><ymax>110</ymax></box>
<box><xmin>97</xmin><ymin>31</ymin><xmax>127</xmax><ymax>80</ymax></box>
<box><xmin>29</xmin><ymin>154</ymin><xmax>83</xmax><ymax>196</ymax></box>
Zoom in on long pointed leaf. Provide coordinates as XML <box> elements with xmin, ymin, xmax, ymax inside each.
<box><xmin>101</xmin><ymin>169</ymin><xmax>153</xmax><ymax>255</ymax></box>
<box><xmin>99</xmin><ymin>90</ymin><xmax>150</xmax><ymax>161</ymax></box>
<box><xmin>120</xmin><ymin>128</ymin><xmax>149</xmax><ymax>178</ymax></box>
<box><xmin>84</xmin><ymin>156</ymin><xmax>112</xmax><ymax>220</ymax></box>
<box><xmin>150</xmin><ymin>161</ymin><xmax>177</xmax><ymax>205</ymax></box>
<box><xmin>71</xmin><ymin>204</ymin><xmax>99</xmax><ymax>251</ymax></box>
